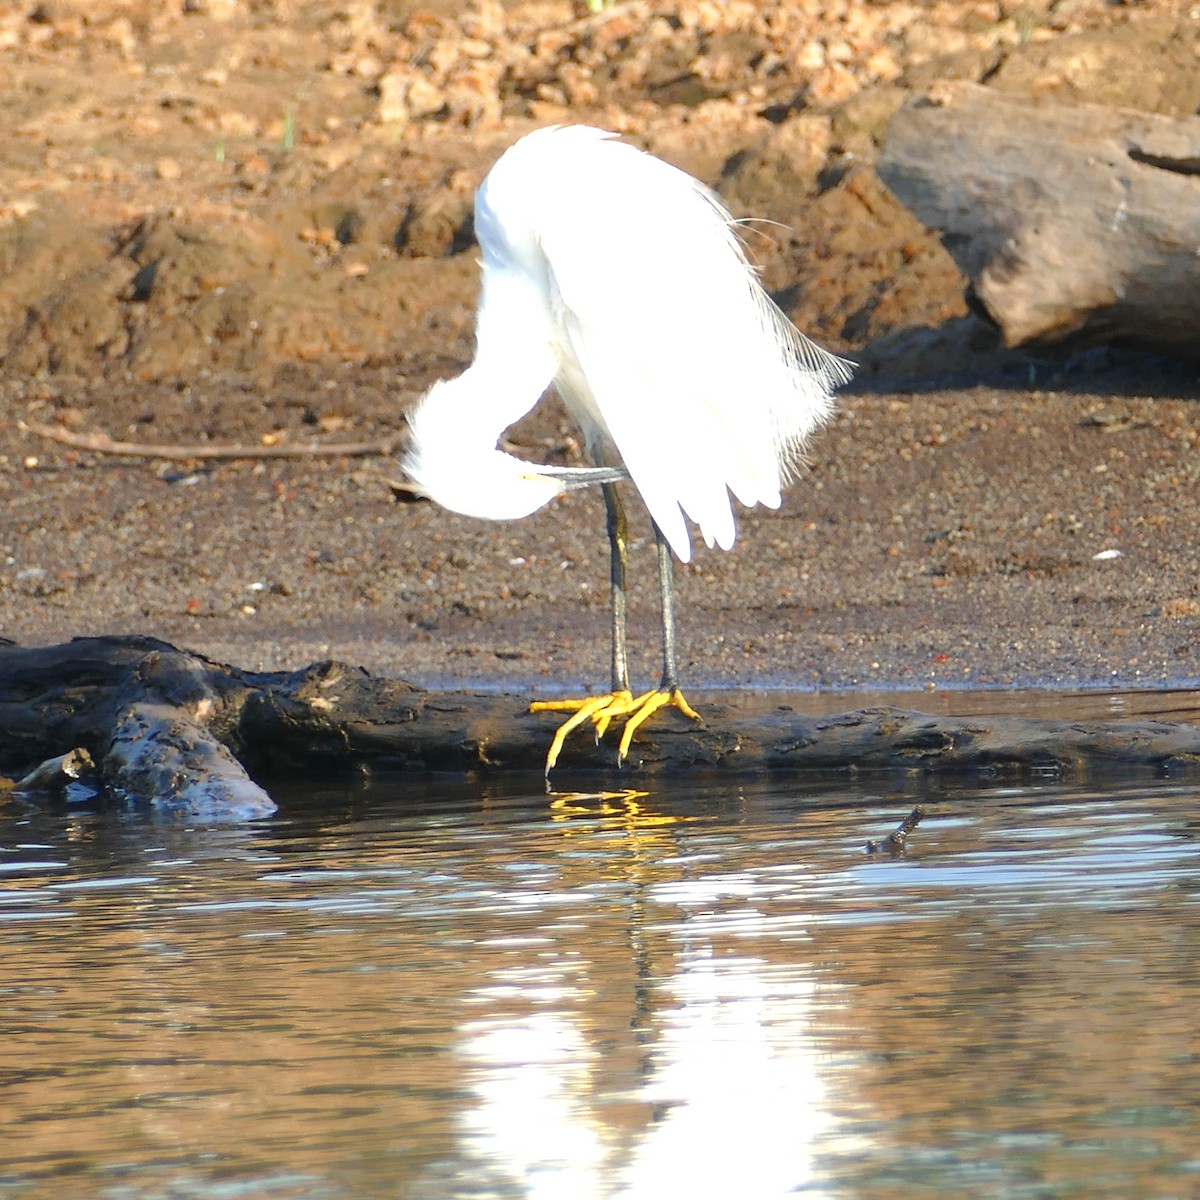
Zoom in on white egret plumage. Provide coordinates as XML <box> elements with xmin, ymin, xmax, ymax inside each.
<box><xmin>403</xmin><ymin>125</ymin><xmax>852</xmax><ymax>773</ymax></box>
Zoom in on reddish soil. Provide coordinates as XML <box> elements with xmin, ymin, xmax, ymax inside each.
<box><xmin>2</xmin><ymin>0</ymin><xmax>1199</xmax><ymax>696</ymax></box>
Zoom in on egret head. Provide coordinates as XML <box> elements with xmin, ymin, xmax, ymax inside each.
<box><xmin>402</xmin><ymin>379</ymin><xmax>626</xmax><ymax>522</ymax></box>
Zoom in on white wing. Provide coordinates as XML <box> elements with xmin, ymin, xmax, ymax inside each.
<box><xmin>497</xmin><ymin>128</ymin><xmax>848</xmax><ymax>562</ymax></box>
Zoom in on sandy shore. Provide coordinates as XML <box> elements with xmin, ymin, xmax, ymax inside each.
<box><xmin>6</xmin><ymin>355</ymin><xmax>1199</xmax><ymax>699</ymax></box>
<box><xmin>2</xmin><ymin>2</ymin><xmax>1199</xmax><ymax>703</ymax></box>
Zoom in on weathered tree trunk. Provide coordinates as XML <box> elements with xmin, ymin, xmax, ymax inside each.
<box><xmin>3</xmin><ymin>636</ymin><xmax>1200</xmax><ymax>819</ymax></box>
<box><xmin>877</xmin><ymin>81</ymin><xmax>1200</xmax><ymax>355</ymax></box>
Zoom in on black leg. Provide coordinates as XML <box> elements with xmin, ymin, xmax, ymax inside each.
<box><xmin>653</xmin><ymin>522</ymin><xmax>681</xmax><ymax>692</ymax></box>
<box><xmin>603</xmin><ymin>482</ymin><xmax>631</xmax><ymax>694</ymax></box>
<box><xmin>534</xmin><ymin>511</ymin><xmax>698</xmax><ymax>773</ymax></box>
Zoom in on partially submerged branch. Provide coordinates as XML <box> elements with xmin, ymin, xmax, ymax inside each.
<box><xmin>13</xmin><ymin>747</ymin><xmax>95</xmax><ymax>796</ymax></box>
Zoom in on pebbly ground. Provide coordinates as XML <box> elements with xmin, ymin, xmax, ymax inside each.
<box><xmin>2</xmin><ymin>1</ymin><xmax>1200</xmax><ymax>704</ymax></box>
<box><xmin>5</xmin><ymin>354</ymin><xmax>1200</xmax><ymax>700</ymax></box>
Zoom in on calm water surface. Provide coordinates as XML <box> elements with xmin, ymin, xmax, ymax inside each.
<box><xmin>1</xmin><ymin>770</ymin><xmax>1198</xmax><ymax>1199</ymax></box>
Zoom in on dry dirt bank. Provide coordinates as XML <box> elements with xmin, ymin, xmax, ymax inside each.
<box><xmin>2</xmin><ymin>1</ymin><xmax>1199</xmax><ymax>694</ymax></box>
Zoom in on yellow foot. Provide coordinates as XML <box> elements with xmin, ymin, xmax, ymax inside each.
<box><xmin>531</xmin><ymin>688</ymin><xmax>702</xmax><ymax>773</ymax></box>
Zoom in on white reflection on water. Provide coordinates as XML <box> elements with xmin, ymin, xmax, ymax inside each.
<box><xmin>458</xmin><ymin>886</ymin><xmax>835</xmax><ymax>1198</ymax></box>
<box><xmin>619</xmin><ymin>950</ymin><xmax>829</xmax><ymax>1199</ymax></box>
<box><xmin>461</xmin><ymin>1008</ymin><xmax>607</xmax><ymax>1198</ymax></box>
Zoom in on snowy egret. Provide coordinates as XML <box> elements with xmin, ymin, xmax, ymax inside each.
<box><xmin>403</xmin><ymin>125</ymin><xmax>852</xmax><ymax>773</ymax></box>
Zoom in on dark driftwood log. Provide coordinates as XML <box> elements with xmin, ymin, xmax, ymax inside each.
<box><xmin>3</xmin><ymin>636</ymin><xmax>1200</xmax><ymax>819</ymax></box>
<box><xmin>877</xmin><ymin>81</ymin><xmax>1200</xmax><ymax>355</ymax></box>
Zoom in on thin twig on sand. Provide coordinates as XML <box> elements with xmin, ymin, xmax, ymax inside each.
<box><xmin>19</xmin><ymin>419</ymin><xmax>401</xmax><ymax>461</ymax></box>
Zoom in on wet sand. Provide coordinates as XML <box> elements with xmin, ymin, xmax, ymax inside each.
<box><xmin>6</xmin><ymin>356</ymin><xmax>1199</xmax><ymax>701</ymax></box>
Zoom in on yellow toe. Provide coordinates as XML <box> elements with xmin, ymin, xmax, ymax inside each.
<box><xmin>616</xmin><ymin>691</ymin><xmax>670</xmax><ymax>763</ymax></box>
<box><xmin>534</xmin><ymin>687</ymin><xmax>703</xmax><ymax>772</ymax></box>
<box><xmin>540</xmin><ymin>693</ymin><xmax>622</xmax><ymax>774</ymax></box>
<box><xmin>670</xmin><ymin>688</ymin><xmax>703</xmax><ymax>723</ymax></box>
